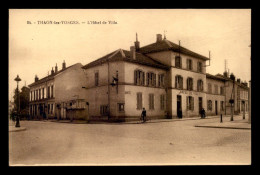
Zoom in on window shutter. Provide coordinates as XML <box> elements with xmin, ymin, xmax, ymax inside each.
<box><xmin>202</xmin><ymin>81</ymin><xmax>203</xmax><ymax>91</ymax></box>
<box><xmin>175</xmin><ymin>76</ymin><xmax>177</xmax><ymax>88</ymax></box>
<box><xmin>180</xmin><ymin>57</ymin><xmax>182</xmax><ymax>68</ymax></box>
<box><xmin>147</xmin><ymin>73</ymin><xmax>149</xmax><ymax>86</ymax></box>
<box><xmin>153</xmin><ymin>74</ymin><xmax>156</xmax><ymax>86</ymax></box>
<box><xmin>192</xmin><ymin>97</ymin><xmax>194</xmax><ymax>111</ymax></box>
<box><xmin>180</xmin><ymin>77</ymin><xmax>183</xmax><ymax>89</ymax></box>
<box><xmin>187</xmin><ymin>78</ymin><xmax>189</xmax><ymax>90</ymax></box>
<box><xmin>186</xmin><ymin>96</ymin><xmax>189</xmax><ymax>110</ymax></box>
<box><xmin>134</xmin><ymin>70</ymin><xmax>137</xmax><ymax>85</ymax></box>
<box><xmin>191</xmin><ymin>60</ymin><xmax>193</xmax><ymax>70</ymax></box>
<box><xmin>191</xmin><ymin>79</ymin><xmax>193</xmax><ymax>90</ymax></box>
<box><xmin>186</xmin><ymin>59</ymin><xmax>189</xmax><ymax>69</ymax></box>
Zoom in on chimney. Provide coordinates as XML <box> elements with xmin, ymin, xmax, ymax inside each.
<box><xmin>134</xmin><ymin>33</ymin><xmax>140</xmax><ymax>51</ymax></box>
<box><xmin>62</xmin><ymin>60</ymin><xmax>66</xmax><ymax>69</ymax></box>
<box><xmin>237</xmin><ymin>78</ymin><xmax>241</xmax><ymax>83</ymax></box>
<box><xmin>230</xmin><ymin>73</ymin><xmax>236</xmax><ymax>81</ymax></box>
<box><xmin>130</xmin><ymin>46</ymin><xmax>136</xmax><ymax>60</ymax></box>
<box><xmin>35</xmin><ymin>75</ymin><xmax>38</xmax><ymax>82</ymax></box>
<box><xmin>55</xmin><ymin>63</ymin><xmax>58</xmax><ymax>73</ymax></box>
<box><xmin>223</xmin><ymin>71</ymin><xmax>228</xmax><ymax>77</ymax></box>
<box><xmin>51</xmin><ymin>67</ymin><xmax>54</xmax><ymax>75</ymax></box>
<box><xmin>156</xmin><ymin>34</ymin><xmax>162</xmax><ymax>42</ymax></box>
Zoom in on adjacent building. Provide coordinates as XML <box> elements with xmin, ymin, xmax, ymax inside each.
<box><xmin>28</xmin><ymin>61</ymin><xmax>88</xmax><ymax>120</ymax></box>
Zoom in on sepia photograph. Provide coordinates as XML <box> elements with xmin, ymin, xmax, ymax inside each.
<box><xmin>8</xmin><ymin>9</ymin><xmax>251</xmax><ymax>166</ymax></box>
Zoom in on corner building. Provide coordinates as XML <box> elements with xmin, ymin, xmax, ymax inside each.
<box><xmin>82</xmin><ymin>34</ymin><xmax>215</xmax><ymax>120</ymax></box>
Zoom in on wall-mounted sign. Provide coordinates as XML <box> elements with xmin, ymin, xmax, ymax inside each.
<box><xmin>179</xmin><ymin>90</ymin><xmax>200</xmax><ymax>96</ymax></box>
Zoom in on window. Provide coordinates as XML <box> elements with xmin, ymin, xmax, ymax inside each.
<box><xmin>100</xmin><ymin>105</ymin><xmax>108</xmax><ymax>116</ymax></box>
<box><xmin>118</xmin><ymin>103</ymin><xmax>125</xmax><ymax>112</ymax></box>
<box><xmin>207</xmin><ymin>100</ymin><xmax>212</xmax><ymax>111</ymax></box>
<box><xmin>197</xmin><ymin>62</ymin><xmax>202</xmax><ymax>73</ymax></box>
<box><xmin>39</xmin><ymin>89</ymin><xmax>41</xmax><ymax>99</ymax></box>
<box><xmin>214</xmin><ymin>85</ymin><xmax>218</xmax><ymax>94</ymax></box>
<box><xmin>134</xmin><ymin>70</ymin><xmax>145</xmax><ymax>85</ymax></box>
<box><xmin>137</xmin><ymin>92</ymin><xmax>142</xmax><ymax>110</ymax></box>
<box><xmin>95</xmin><ymin>72</ymin><xmax>99</xmax><ymax>86</ymax></box>
<box><xmin>158</xmin><ymin>74</ymin><xmax>165</xmax><ymax>87</ymax></box>
<box><xmin>187</xmin><ymin>96</ymin><xmax>194</xmax><ymax>111</ymax></box>
<box><xmin>149</xmin><ymin>94</ymin><xmax>154</xmax><ymax>110</ymax></box>
<box><xmin>187</xmin><ymin>77</ymin><xmax>193</xmax><ymax>90</ymax></box>
<box><xmin>175</xmin><ymin>75</ymin><xmax>183</xmax><ymax>89</ymax></box>
<box><xmin>175</xmin><ymin>56</ymin><xmax>182</xmax><ymax>68</ymax></box>
<box><xmin>208</xmin><ymin>83</ymin><xmax>212</xmax><ymax>93</ymax></box>
<box><xmin>147</xmin><ymin>72</ymin><xmax>156</xmax><ymax>87</ymax></box>
<box><xmin>197</xmin><ymin>80</ymin><xmax>203</xmax><ymax>92</ymax></box>
<box><xmin>221</xmin><ymin>101</ymin><xmax>224</xmax><ymax>111</ymax></box>
<box><xmin>160</xmin><ymin>94</ymin><xmax>165</xmax><ymax>110</ymax></box>
<box><xmin>51</xmin><ymin>85</ymin><xmax>54</xmax><ymax>98</ymax></box>
<box><xmin>42</xmin><ymin>88</ymin><xmax>45</xmax><ymax>99</ymax></box>
<box><xmin>220</xmin><ymin>86</ymin><xmax>224</xmax><ymax>95</ymax></box>
<box><xmin>48</xmin><ymin>104</ymin><xmax>50</xmax><ymax>114</ymax></box>
<box><xmin>186</xmin><ymin>59</ymin><xmax>193</xmax><ymax>70</ymax></box>
<box><xmin>47</xmin><ymin>86</ymin><xmax>50</xmax><ymax>98</ymax></box>
<box><xmin>51</xmin><ymin>104</ymin><xmax>53</xmax><ymax>114</ymax></box>
<box><xmin>30</xmin><ymin>91</ymin><xmax>32</xmax><ymax>101</ymax></box>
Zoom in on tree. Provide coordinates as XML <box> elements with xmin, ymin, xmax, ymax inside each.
<box><xmin>13</xmin><ymin>86</ymin><xmax>30</xmax><ymax>119</ymax></box>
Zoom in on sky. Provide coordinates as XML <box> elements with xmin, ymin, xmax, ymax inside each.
<box><xmin>9</xmin><ymin>9</ymin><xmax>251</xmax><ymax>101</ymax></box>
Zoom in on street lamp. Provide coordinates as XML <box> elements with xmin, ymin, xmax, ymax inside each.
<box><xmin>14</xmin><ymin>75</ymin><xmax>21</xmax><ymax>127</ymax></box>
<box><xmin>229</xmin><ymin>73</ymin><xmax>235</xmax><ymax>121</ymax></box>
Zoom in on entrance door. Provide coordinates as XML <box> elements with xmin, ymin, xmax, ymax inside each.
<box><xmin>215</xmin><ymin>101</ymin><xmax>218</xmax><ymax>115</ymax></box>
<box><xmin>177</xmin><ymin>95</ymin><xmax>182</xmax><ymax>118</ymax></box>
<box><xmin>199</xmin><ymin>97</ymin><xmax>203</xmax><ymax>115</ymax></box>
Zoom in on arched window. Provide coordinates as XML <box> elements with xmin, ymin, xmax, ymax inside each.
<box><xmin>197</xmin><ymin>79</ymin><xmax>203</xmax><ymax>92</ymax></box>
<box><xmin>134</xmin><ymin>70</ymin><xmax>145</xmax><ymax>86</ymax></box>
<box><xmin>187</xmin><ymin>77</ymin><xmax>193</xmax><ymax>90</ymax></box>
<box><xmin>175</xmin><ymin>75</ymin><xmax>183</xmax><ymax>89</ymax></box>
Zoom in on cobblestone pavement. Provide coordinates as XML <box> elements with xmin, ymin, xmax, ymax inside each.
<box><xmin>9</xmin><ymin>114</ymin><xmax>251</xmax><ymax>166</ymax></box>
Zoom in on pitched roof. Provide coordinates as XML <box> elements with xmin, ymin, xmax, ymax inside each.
<box><xmin>82</xmin><ymin>49</ymin><xmax>169</xmax><ymax>70</ymax></box>
<box><xmin>206</xmin><ymin>73</ymin><xmax>227</xmax><ymax>82</ymax></box>
<box><xmin>138</xmin><ymin>39</ymin><xmax>210</xmax><ymax>61</ymax></box>
<box><xmin>215</xmin><ymin>73</ymin><xmax>249</xmax><ymax>89</ymax></box>
<box><xmin>28</xmin><ymin>63</ymin><xmax>81</xmax><ymax>87</ymax></box>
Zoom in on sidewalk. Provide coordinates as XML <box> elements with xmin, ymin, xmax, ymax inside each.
<box><xmin>9</xmin><ymin>120</ymin><xmax>26</xmax><ymax>132</ymax></box>
<box><xmin>9</xmin><ymin>125</ymin><xmax>26</xmax><ymax>132</ymax></box>
<box><xmin>194</xmin><ymin>115</ymin><xmax>251</xmax><ymax>130</ymax></box>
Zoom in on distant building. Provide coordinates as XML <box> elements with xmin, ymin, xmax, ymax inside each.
<box><xmin>215</xmin><ymin>72</ymin><xmax>249</xmax><ymax>115</ymax></box>
<box><xmin>28</xmin><ymin>61</ymin><xmax>88</xmax><ymax>120</ymax></box>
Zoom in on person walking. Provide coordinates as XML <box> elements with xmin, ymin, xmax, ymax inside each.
<box><xmin>141</xmin><ymin>108</ymin><xmax>147</xmax><ymax>123</ymax></box>
<box><xmin>201</xmin><ymin>108</ymin><xmax>206</xmax><ymax>119</ymax></box>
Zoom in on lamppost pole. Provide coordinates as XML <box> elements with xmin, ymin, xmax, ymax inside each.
<box><xmin>230</xmin><ymin>73</ymin><xmax>235</xmax><ymax>121</ymax></box>
<box><xmin>14</xmin><ymin>75</ymin><xmax>21</xmax><ymax>127</ymax></box>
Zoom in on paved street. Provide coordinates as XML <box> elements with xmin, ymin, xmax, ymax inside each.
<box><xmin>9</xmin><ymin>115</ymin><xmax>251</xmax><ymax>166</ymax></box>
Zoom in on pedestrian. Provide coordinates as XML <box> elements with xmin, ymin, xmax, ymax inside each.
<box><xmin>202</xmin><ymin>108</ymin><xmax>206</xmax><ymax>118</ymax></box>
<box><xmin>141</xmin><ymin>108</ymin><xmax>146</xmax><ymax>123</ymax></box>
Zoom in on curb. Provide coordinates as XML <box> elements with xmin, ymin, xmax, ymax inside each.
<box><xmin>194</xmin><ymin>125</ymin><xmax>251</xmax><ymax>130</ymax></box>
<box><xmin>9</xmin><ymin>127</ymin><xmax>27</xmax><ymax>132</ymax></box>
